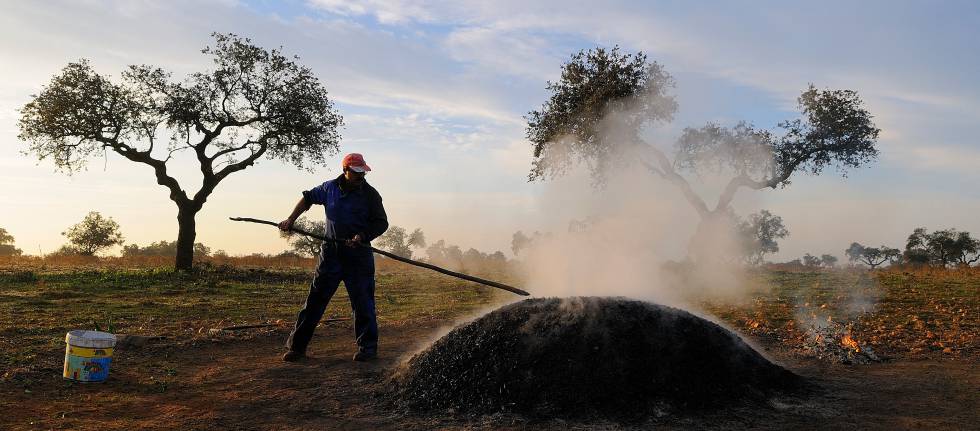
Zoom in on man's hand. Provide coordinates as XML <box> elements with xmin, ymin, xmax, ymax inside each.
<box><xmin>346</xmin><ymin>233</ymin><xmax>363</xmax><ymax>247</ymax></box>
<box><xmin>278</xmin><ymin>218</ymin><xmax>294</xmax><ymax>232</ymax></box>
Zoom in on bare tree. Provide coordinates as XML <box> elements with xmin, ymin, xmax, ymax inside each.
<box><xmin>527</xmin><ymin>47</ymin><xmax>879</xmax><ymax>259</ymax></box>
<box><xmin>19</xmin><ymin>33</ymin><xmax>342</xmax><ymax>270</ymax></box>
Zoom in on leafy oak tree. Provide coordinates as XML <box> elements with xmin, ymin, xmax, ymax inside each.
<box><xmin>510</xmin><ymin>230</ymin><xmax>552</xmax><ymax>257</ymax></box>
<box><xmin>511</xmin><ymin>231</ymin><xmax>531</xmax><ymax>256</ymax></box>
<box><xmin>19</xmin><ymin>33</ymin><xmax>342</xmax><ymax>270</ymax></box>
<box><xmin>408</xmin><ymin>228</ymin><xmax>426</xmax><ymax>250</ymax></box>
<box><xmin>286</xmin><ymin>217</ymin><xmax>325</xmax><ymax>258</ymax></box>
<box><xmin>905</xmin><ymin>228</ymin><xmax>980</xmax><ymax>267</ymax></box>
<box><xmin>845</xmin><ymin>242</ymin><xmax>900</xmax><ymax>269</ymax></box>
<box><xmin>527</xmin><ymin>47</ymin><xmax>879</xmax><ymax>259</ymax></box>
<box><xmin>62</xmin><ymin>211</ymin><xmax>124</xmax><ymax>256</ymax></box>
<box><xmin>802</xmin><ymin>253</ymin><xmax>821</xmax><ymax>268</ymax></box>
<box><xmin>735</xmin><ymin>209</ymin><xmax>789</xmax><ymax>265</ymax></box>
<box><xmin>0</xmin><ymin>228</ymin><xmax>23</xmax><ymax>256</ymax></box>
<box><xmin>376</xmin><ymin>226</ymin><xmax>426</xmax><ymax>259</ymax></box>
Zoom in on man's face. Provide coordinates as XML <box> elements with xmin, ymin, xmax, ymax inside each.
<box><xmin>344</xmin><ymin>167</ymin><xmax>366</xmax><ymax>184</ymax></box>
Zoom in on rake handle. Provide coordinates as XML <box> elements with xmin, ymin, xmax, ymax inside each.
<box><xmin>229</xmin><ymin>217</ymin><xmax>530</xmax><ymax>296</ymax></box>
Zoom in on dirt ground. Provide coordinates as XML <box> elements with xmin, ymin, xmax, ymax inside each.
<box><xmin>3</xmin><ymin>318</ymin><xmax>978</xmax><ymax>430</ymax></box>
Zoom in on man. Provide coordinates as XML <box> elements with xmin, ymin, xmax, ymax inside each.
<box><xmin>278</xmin><ymin>153</ymin><xmax>388</xmax><ymax>362</ymax></box>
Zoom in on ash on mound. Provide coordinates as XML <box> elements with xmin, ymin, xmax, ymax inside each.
<box><xmin>392</xmin><ymin>297</ymin><xmax>799</xmax><ymax>419</ymax></box>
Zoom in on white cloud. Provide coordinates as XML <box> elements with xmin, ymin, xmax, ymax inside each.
<box><xmin>306</xmin><ymin>0</ymin><xmax>436</xmax><ymax>24</ymax></box>
<box><xmin>444</xmin><ymin>26</ymin><xmax>564</xmax><ymax>80</ymax></box>
<box><xmin>903</xmin><ymin>145</ymin><xmax>980</xmax><ymax>173</ymax></box>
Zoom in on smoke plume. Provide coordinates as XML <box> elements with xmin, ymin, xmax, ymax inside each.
<box><xmin>517</xmin><ymin>162</ymin><xmax>751</xmax><ymax>308</ymax></box>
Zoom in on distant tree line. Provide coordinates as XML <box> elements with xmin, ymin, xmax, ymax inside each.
<box><xmin>2</xmin><ymin>213</ymin><xmax>511</xmax><ymax>268</ymax></box>
<box><xmin>123</xmin><ymin>241</ymin><xmax>212</xmax><ymax>258</ymax></box>
<box><xmin>360</xmin><ymin>225</ymin><xmax>509</xmax><ymax>272</ymax></box>
<box><xmin>783</xmin><ymin>253</ymin><xmax>839</xmax><ymax>269</ymax></box>
<box><xmin>5</xmin><ymin>211</ymin><xmax>977</xmax><ymax>272</ymax></box>
<box><xmin>424</xmin><ymin>239</ymin><xmax>508</xmax><ymax>272</ymax></box>
<box><xmin>1</xmin><ymin>211</ymin><xmax>217</xmax><ymax>258</ymax></box>
<box><xmin>508</xmin><ymin>211</ymin><xmax>979</xmax><ymax>272</ymax></box>
<box><xmin>795</xmin><ymin>227</ymin><xmax>980</xmax><ymax>270</ymax></box>
<box><xmin>510</xmin><ymin>209</ymin><xmax>790</xmax><ymax>267</ymax></box>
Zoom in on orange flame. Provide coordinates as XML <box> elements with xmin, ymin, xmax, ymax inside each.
<box><xmin>840</xmin><ymin>334</ymin><xmax>861</xmax><ymax>352</ymax></box>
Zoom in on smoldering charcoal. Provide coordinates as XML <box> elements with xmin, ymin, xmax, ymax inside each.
<box><xmin>391</xmin><ymin>297</ymin><xmax>799</xmax><ymax>419</ymax></box>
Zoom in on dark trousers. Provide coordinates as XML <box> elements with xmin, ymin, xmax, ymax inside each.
<box><xmin>286</xmin><ymin>244</ymin><xmax>378</xmax><ymax>354</ymax></box>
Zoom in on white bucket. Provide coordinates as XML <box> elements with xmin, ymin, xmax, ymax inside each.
<box><xmin>63</xmin><ymin>330</ymin><xmax>116</xmax><ymax>382</ymax></box>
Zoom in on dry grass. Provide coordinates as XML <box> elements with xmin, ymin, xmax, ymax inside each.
<box><xmin>0</xmin><ymin>256</ymin><xmax>510</xmax><ymax>372</ymax></box>
<box><xmin>2</xmin><ymin>255</ymin><xmax>976</xmax><ymax>374</ymax></box>
<box><xmin>0</xmin><ymin>254</ymin><xmax>316</xmax><ymax>271</ymax></box>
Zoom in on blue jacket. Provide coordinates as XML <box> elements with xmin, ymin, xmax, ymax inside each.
<box><xmin>303</xmin><ymin>174</ymin><xmax>388</xmax><ymax>244</ymax></box>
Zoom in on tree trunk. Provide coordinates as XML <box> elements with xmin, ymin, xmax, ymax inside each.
<box><xmin>175</xmin><ymin>204</ymin><xmax>200</xmax><ymax>271</ymax></box>
<box><xmin>687</xmin><ymin>210</ymin><xmax>733</xmax><ymax>264</ymax></box>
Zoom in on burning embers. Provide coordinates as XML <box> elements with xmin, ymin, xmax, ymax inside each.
<box><xmin>800</xmin><ymin>320</ymin><xmax>881</xmax><ymax>365</ymax></box>
<box><xmin>840</xmin><ymin>334</ymin><xmax>860</xmax><ymax>351</ymax></box>
<box><xmin>391</xmin><ymin>297</ymin><xmax>800</xmax><ymax>420</ymax></box>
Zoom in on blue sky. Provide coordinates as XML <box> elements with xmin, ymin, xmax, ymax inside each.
<box><xmin>1</xmin><ymin>0</ymin><xmax>979</xmax><ymax>260</ymax></box>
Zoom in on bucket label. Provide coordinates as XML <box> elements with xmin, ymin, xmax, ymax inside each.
<box><xmin>64</xmin><ymin>352</ymin><xmax>112</xmax><ymax>382</ymax></box>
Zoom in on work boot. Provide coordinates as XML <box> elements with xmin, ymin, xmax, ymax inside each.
<box><xmin>352</xmin><ymin>350</ymin><xmax>377</xmax><ymax>362</ymax></box>
<box><xmin>281</xmin><ymin>350</ymin><xmax>305</xmax><ymax>362</ymax></box>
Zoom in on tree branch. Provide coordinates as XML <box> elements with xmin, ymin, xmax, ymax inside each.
<box><xmin>209</xmin><ymin>141</ymin><xmax>253</xmax><ymax>161</ymax></box>
<box><xmin>715</xmin><ymin>174</ymin><xmax>756</xmax><ymax>212</ymax></box>
<box><xmin>191</xmin><ymin>115</ymin><xmax>267</xmax><ymax>184</ymax></box>
<box><xmin>191</xmin><ymin>132</ymin><xmax>274</xmax><ymax>206</ymax></box>
<box><xmin>714</xmin><ymin>141</ymin><xmax>852</xmax><ymax>211</ymax></box>
<box><xmin>95</xmin><ymin>135</ymin><xmax>188</xmax><ymax>204</ymax></box>
<box><xmin>639</xmin><ymin>143</ymin><xmax>710</xmax><ymax>218</ymax></box>
<box><xmin>163</xmin><ymin>146</ymin><xmax>191</xmax><ymax>163</ymax></box>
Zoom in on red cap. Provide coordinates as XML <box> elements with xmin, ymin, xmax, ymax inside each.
<box><xmin>342</xmin><ymin>153</ymin><xmax>371</xmax><ymax>172</ymax></box>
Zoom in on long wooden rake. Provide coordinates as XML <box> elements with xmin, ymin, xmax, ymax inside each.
<box><xmin>229</xmin><ymin>217</ymin><xmax>530</xmax><ymax>296</ymax></box>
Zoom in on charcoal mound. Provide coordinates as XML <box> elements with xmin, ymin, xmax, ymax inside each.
<box><xmin>393</xmin><ymin>297</ymin><xmax>798</xmax><ymax>419</ymax></box>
